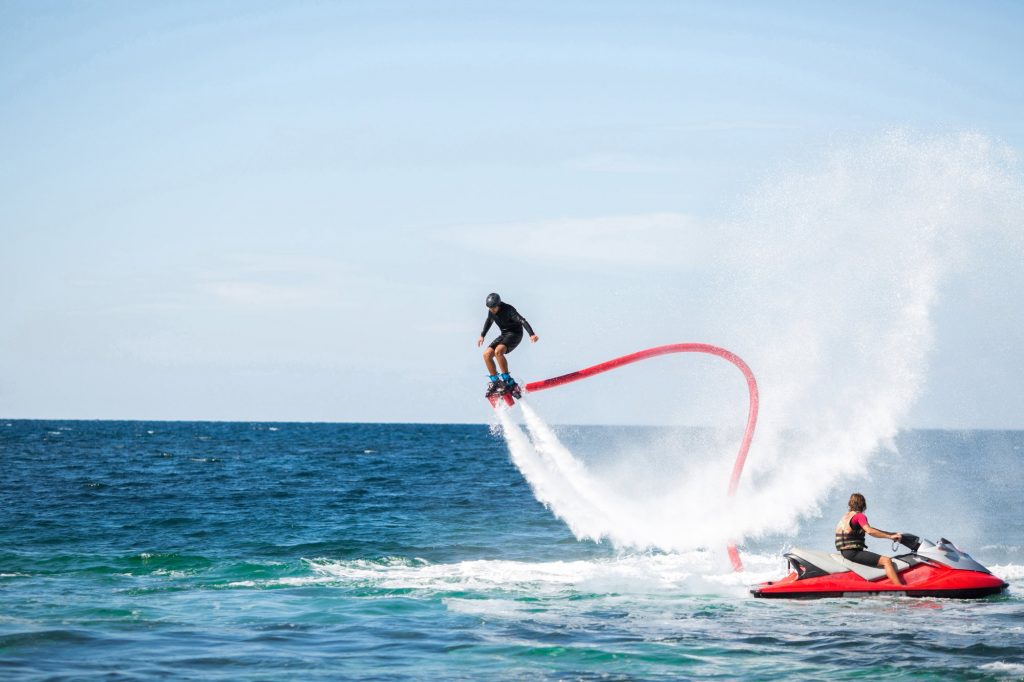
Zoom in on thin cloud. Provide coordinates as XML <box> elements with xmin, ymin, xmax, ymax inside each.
<box><xmin>196</xmin><ymin>253</ymin><xmax>352</xmax><ymax>310</ymax></box>
<box><xmin>659</xmin><ymin>121</ymin><xmax>803</xmax><ymax>133</ymax></box>
<box><xmin>564</xmin><ymin>153</ymin><xmax>676</xmax><ymax>174</ymax></box>
<box><xmin>434</xmin><ymin>213</ymin><xmax>726</xmax><ymax>270</ymax></box>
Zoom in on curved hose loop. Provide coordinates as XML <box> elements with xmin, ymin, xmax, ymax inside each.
<box><xmin>524</xmin><ymin>343</ymin><xmax>759</xmax><ymax>572</ymax></box>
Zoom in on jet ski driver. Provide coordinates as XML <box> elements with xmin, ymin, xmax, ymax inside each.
<box><xmin>835</xmin><ymin>493</ymin><xmax>904</xmax><ymax>586</ymax></box>
<box><xmin>477</xmin><ymin>292</ymin><xmax>538</xmax><ymax>399</ymax></box>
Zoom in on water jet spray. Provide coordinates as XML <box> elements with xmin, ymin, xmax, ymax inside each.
<box><xmin>524</xmin><ymin>343</ymin><xmax>759</xmax><ymax>571</ymax></box>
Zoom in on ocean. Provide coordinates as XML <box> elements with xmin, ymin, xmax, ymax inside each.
<box><xmin>2</xmin><ymin>417</ymin><xmax>1022</xmax><ymax>680</ymax></box>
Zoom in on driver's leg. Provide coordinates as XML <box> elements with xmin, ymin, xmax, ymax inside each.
<box><xmin>878</xmin><ymin>555</ymin><xmax>903</xmax><ymax>586</ymax></box>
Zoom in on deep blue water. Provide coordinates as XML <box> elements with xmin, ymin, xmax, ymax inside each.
<box><xmin>2</xmin><ymin>420</ymin><xmax>1022</xmax><ymax>680</ymax></box>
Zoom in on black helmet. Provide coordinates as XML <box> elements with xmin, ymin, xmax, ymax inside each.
<box><xmin>485</xmin><ymin>292</ymin><xmax>501</xmax><ymax>308</ymax></box>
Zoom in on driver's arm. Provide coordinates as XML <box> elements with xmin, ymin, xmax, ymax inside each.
<box><xmin>862</xmin><ymin>523</ymin><xmax>900</xmax><ymax>541</ymax></box>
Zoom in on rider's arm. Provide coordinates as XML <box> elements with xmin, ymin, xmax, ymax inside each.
<box><xmin>510</xmin><ymin>307</ymin><xmax>535</xmax><ymax>336</ymax></box>
<box><xmin>481</xmin><ymin>316</ymin><xmax>493</xmax><ymax>337</ymax></box>
<box><xmin>861</xmin><ymin>523</ymin><xmax>900</xmax><ymax>541</ymax></box>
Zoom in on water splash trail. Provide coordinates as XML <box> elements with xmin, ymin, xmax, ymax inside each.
<box><xmin>495</xmin><ymin>406</ymin><xmax>615</xmax><ymax>536</ymax></box>
<box><xmin>500</xmin><ymin>400</ymin><xmax>751</xmax><ymax>568</ymax></box>
<box><xmin>524</xmin><ymin>343</ymin><xmax>759</xmax><ymax>570</ymax></box>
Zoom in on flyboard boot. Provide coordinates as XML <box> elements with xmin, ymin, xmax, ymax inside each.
<box><xmin>503</xmin><ymin>375</ymin><xmax>522</xmax><ymax>400</ymax></box>
<box><xmin>485</xmin><ymin>380</ymin><xmax>503</xmax><ymax>399</ymax></box>
<box><xmin>485</xmin><ymin>379</ymin><xmax>502</xmax><ymax>407</ymax></box>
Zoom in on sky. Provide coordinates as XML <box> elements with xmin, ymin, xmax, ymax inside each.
<box><xmin>2</xmin><ymin>1</ymin><xmax>1023</xmax><ymax>427</ymax></box>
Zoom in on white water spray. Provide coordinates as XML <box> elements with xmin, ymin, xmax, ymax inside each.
<box><xmin>725</xmin><ymin>131</ymin><xmax>1021</xmax><ymax>537</ymax></box>
<box><xmin>497</xmin><ymin>131</ymin><xmax>1023</xmax><ymax>555</ymax></box>
<box><xmin>495</xmin><ymin>404</ymin><xmax>614</xmax><ymax>534</ymax></box>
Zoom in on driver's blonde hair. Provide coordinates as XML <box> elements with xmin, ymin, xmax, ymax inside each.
<box><xmin>848</xmin><ymin>493</ymin><xmax>866</xmax><ymax>512</ymax></box>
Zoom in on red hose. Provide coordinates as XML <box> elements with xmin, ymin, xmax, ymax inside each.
<box><xmin>525</xmin><ymin>343</ymin><xmax>758</xmax><ymax>572</ymax></box>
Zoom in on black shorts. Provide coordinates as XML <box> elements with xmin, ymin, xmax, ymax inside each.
<box><xmin>841</xmin><ymin>549</ymin><xmax>882</xmax><ymax>567</ymax></box>
<box><xmin>488</xmin><ymin>332</ymin><xmax>522</xmax><ymax>353</ymax></box>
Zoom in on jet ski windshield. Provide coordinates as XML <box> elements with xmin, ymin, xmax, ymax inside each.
<box><xmin>917</xmin><ymin>538</ymin><xmax>993</xmax><ymax>574</ymax></box>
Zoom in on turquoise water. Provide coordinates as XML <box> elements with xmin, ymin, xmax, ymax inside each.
<box><xmin>2</xmin><ymin>420</ymin><xmax>1022</xmax><ymax>679</ymax></box>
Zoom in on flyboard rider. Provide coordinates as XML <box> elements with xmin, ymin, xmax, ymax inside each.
<box><xmin>477</xmin><ymin>292</ymin><xmax>538</xmax><ymax>399</ymax></box>
<box><xmin>835</xmin><ymin>493</ymin><xmax>920</xmax><ymax>586</ymax></box>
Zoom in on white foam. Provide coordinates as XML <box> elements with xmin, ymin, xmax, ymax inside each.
<box><xmin>990</xmin><ymin>564</ymin><xmax>1024</xmax><ymax>582</ymax></box>
<box><xmin>151</xmin><ymin>569</ymin><xmax>190</xmax><ymax>578</ymax></box>
<box><xmin>980</xmin><ymin>661</ymin><xmax>1024</xmax><ymax>677</ymax></box>
<box><xmin>225</xmin><ymin>553</ymin><xmax>776</xmax><ymax>597</ymax></box>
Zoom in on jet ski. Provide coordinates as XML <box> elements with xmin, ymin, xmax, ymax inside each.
<box><xmin>752</xmin><ymin>535</ymin><xmax>1008</xmax><ymax>599</ymax></box>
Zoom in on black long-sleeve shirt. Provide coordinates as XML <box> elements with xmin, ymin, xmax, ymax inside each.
<box><xmin>481</xmin><ymin>303</ymin><xmax>535</xmax><ymax>337</ymax></box>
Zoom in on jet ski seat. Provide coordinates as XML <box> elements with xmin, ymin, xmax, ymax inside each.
<box><xmin>788</xmin><ymin>548</ymin><xmax>911</xmax><ymax>581</ymax></box>
<box><xmin>832</xmin><ymin>553</ymin><xmax>911</xmax><ymax>580</ymax></box>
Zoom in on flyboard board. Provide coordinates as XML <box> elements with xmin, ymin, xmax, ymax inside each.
<box><xmin>486</xmin><ymin>383</ymin><xmax>521</xmax><ymax>408</ymax></box>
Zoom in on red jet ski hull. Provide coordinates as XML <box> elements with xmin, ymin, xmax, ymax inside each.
<box><xmin>753</xmin><ymin>561</ymin><xmax>1008</xmax><ymax>599</ymax></box>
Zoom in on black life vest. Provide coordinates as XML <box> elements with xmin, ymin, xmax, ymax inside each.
<box><xmin>834</xmin><ymin>513</ymin><xmax>866</xmax><ymax>551</ymax></box>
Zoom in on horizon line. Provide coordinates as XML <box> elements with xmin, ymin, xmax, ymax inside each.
<box><xmin>3</xmin><ymin>416</ymin><xmax>1022</xmax><ymax>433</ymax></box>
